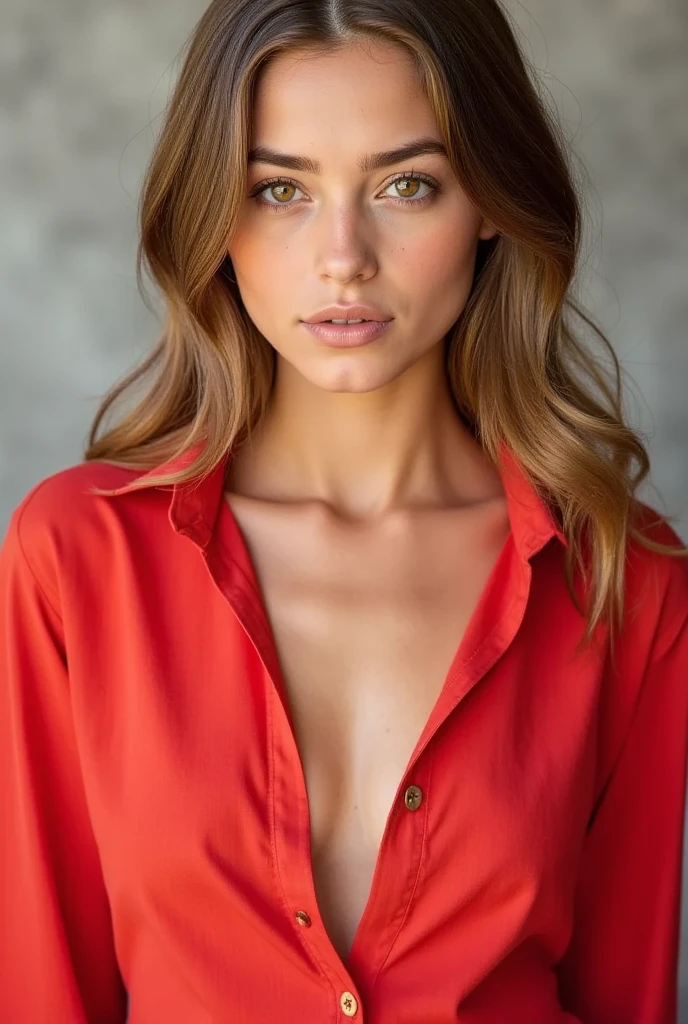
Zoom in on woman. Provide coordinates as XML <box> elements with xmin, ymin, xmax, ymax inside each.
<box><xmin>2</xmin><ymin>1</ymin><xmax>687</xmax><ymax>1021</ymax></box>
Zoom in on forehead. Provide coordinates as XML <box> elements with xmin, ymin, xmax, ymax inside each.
<box><xmin>251</xmin><ymin>39</ymin><xmax>439</xmax><ymax>155</ymax></box>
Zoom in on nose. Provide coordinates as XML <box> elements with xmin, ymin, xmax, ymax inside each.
<box><xmin>314</xmin><ymin>201</ymin><xmax>378</xmax><ymax>284</ymax></box>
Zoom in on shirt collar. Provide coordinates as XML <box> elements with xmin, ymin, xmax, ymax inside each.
<box><xmin>498</xmin><ymin>443</ymin><xmax>567</xmax><ymax>558</ymax></box>
<box><xmin>105</xmin><ymin>438</ymin><xmax>566</xmax><ymax>560</ymax></box>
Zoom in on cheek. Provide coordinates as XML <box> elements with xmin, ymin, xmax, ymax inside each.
<box><xmin>229</xmin><ymin>228</ymin><xmax>298</xmax><ymax>315</ymax></box>
<box><xmin>388</xmin><ymin>218</ymin><xmax>479</xmax><ymax>310</ymax></box>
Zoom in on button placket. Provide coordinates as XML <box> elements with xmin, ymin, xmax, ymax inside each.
<box><xmin>344</xmin><ymin>761</ymin><xmax>433</xmax><ymax>993</ymax></box>
<box><xmin>269</xmin><ymin>686</ymin><xmax>366</xmax><ymax>1015</ymax></box>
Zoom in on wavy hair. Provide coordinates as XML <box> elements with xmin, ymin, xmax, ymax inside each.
<box><xmin>85</xmin><ymin>0</ymin><xmax>687</xmax><ymax>643</ymax></box>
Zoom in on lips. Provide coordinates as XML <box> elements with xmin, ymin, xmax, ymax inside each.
<box><xmin>302</xmin><ymin>318</ymin><xmax>393</xmax><ymax>348</ymax></box>
<box><xmin>303</xmin><ymin>304</ymin><xmax>392</xmax><ymax>324</ymax></box>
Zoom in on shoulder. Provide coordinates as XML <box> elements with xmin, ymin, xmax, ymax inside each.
<box><xmin>2</xmin><ymin>461</ymin><xmax>144</xmax><ymax>606</ymax></box>
<box><xmin>588</xmin><ymin>505</ymin><xmax>687</xmax><ymax>774</ymax></box>
<box><xmin>622</xmin><ymin>502</ymin><xmax>688</xmax><ymax>655</ymax></box>
<box><xmin>9</xmin><ymin>459</ymin><xmax>140</xmax><ymax>540</ymax></box>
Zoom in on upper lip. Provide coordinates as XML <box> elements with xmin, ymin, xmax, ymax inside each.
<box><xmin>302</xmin><ymin>304</ymin><xmax>392</xmax><ymax>324</ymax></box>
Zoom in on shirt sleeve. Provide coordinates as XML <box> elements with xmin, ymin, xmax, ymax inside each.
<box><xmin>0</xmin><ymin>504</ymin><xmax>128</xmax><ymax>1023</ymax></box>
<box><xmin>556</xmin><ymin>563</ymin><xmax>688</xmax><ymax>1024</ymax></box>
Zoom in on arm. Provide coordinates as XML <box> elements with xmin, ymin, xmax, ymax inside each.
<box><xmin>0</xmin><ymin>505</ymin><xmax>127</xmax><ymax>1022</ymax></box>
<box><xmin>556</xmin><ymin>565</ymin><xmax>688</xmax><ymax>1023</ymax></box>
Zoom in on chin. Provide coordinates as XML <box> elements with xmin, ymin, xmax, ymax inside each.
<box><xmin>305</xmin><ymin>363</ymin><xmax>408</xmax><ymax>394</ymax></box>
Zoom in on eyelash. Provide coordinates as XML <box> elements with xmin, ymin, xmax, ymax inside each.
<box><xmin>247</xmin><ymin>170</ymin><xmax>441</xmax><ymax>211</ymax></box>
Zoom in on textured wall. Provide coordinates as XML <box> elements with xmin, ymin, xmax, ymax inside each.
<box><xmin>1</xmin><ymin>0</ymin><xmax>687</xmax><ymax>1014</ymax></box>
<box><xmin>507</xmin><ymin>0</ymin><xmax>688</xmax><ymax>539</ymax></box>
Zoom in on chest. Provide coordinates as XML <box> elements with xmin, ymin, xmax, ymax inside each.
<box><xmin>224</xmin><ymin>493</ymin><xmax>510</xmax><ymax>955</ymax></box>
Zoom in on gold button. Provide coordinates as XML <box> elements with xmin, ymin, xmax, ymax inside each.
<box><xmin>294</xmin><ymin>910</ymin><xmax>311</xmax><ymax>927</ymax></box>
<box><xmin>404</xmin><ymin>784</ymin><xmax>423</xmax><ymax>810</ymax></box>
<box><xmin>340</xmin><ymin>990</ymin><xmax>358</xmax><ymax>1017</ymax></box>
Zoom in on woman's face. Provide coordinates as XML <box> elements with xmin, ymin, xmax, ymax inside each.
<box><xmin>228</xmin><ymin>37</ymin><xmax>496</xmax><ymax>394</ymax></box>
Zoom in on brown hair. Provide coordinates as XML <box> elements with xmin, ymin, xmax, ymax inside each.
<box><xmin>85</xmin><ymin>0</ymin><xmax>687</xmax><ymax>643</ymax></box>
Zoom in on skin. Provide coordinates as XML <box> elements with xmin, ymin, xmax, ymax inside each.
<box><xmin>224</xmin><ymin>38</ymin><xmax>510</xmax><ymax>961</ymax></box>
<box><xmin>226</xmin><ymin>36</ymin><xmax>502</xmax><ymax>518</ymax></box>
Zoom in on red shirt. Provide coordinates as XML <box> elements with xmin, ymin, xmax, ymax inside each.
<box><xmin>1</xmin><ymin>443</ymin><xmax>687</xmax><ymax>1024</ymax></box>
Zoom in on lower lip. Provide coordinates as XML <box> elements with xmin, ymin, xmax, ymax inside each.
<box><xmin>302</xmin><ymin>319</ymin><xmax>393</xmax><ymax>347</ymax></box>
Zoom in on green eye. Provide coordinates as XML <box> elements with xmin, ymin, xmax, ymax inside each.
<box><xmin>381</xmin><ymin>173</ymin><xmax>439</xmax><ymax>204</ymax></box>
<box><xmin>267</xmin><ymin>183</ymin><xmax>298</xmax><ymax>203</ymax></box>
<box><xmin>250</xmin><ymin>178</ymin><xmax>305</xmax><ymax>206</ymax></box>
<box><xmin>249</xmin><ymin>171</ymin><xmax>440</xmax><ymax>210</ymax></box>
<box><xmin>391</xmin><ymin>178</ymin><xmax>422</xmax><ymax>198</ymax></box>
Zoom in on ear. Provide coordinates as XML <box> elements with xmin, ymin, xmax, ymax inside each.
<box><xmin>477</xmin><ymin>219</ymin><xmax>498</xmax><ymax>241</ymax></box>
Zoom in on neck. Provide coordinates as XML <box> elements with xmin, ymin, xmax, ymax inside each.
<box><xmin>226</xmin><ymin>346</ymin><xmax>504</xmax><ymax>521</ymax></box>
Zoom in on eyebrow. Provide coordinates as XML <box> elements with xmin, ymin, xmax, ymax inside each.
<box><xmin>247</xmin><ymin>136</ymin><xmax>448</xmax><ymax>174</ymax></box>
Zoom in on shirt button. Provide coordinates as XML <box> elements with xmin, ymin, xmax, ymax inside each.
<box><xmin>404</xmin><ymin>784</ymin><xmax>423</xmax><ymax>810</ymax></box>
<box><xmin>294</xmin><ymin>910</ymin><xmax>312</xmax><ymax>927</ymax></box>
<box><xmin>340</xmin><ymin>990</ymin><xmax>358</xmax><ymax>1017</ymax></box>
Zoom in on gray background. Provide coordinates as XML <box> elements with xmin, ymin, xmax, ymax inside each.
<box><xmin>1</xmin><ymin>0</ymin><xmax>687</xmax><ymax>1015</ymax></box>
